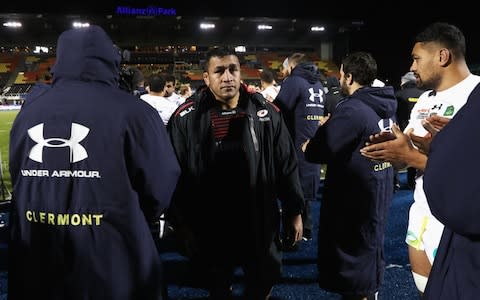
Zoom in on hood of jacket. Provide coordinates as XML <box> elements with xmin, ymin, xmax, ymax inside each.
<box><xmin>351</xmin><ymin>86</ymin><xmax>397</xmax><ymax>119</ymax></box>
<box><xmin>51</xmin><ymin>25</ymin><xmax>120</xmax><ymax>87</ymax></box>
<box><xmin>291</xmin><ymin>62</ymin><xmax>322</xmax><ymax>84</ymax></box>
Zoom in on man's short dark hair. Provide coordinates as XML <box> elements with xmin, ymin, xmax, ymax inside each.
<box><xmin>260</xmin><ymin>69</ymin><xmax>276</xmax><ymax>84</ymax></box>
<box><xmin>203</xmin><ymin>46</ymin><xmax>238</xmax><ymax>71</ymax></box>
<box><xmin>148</xmin><ymin>74</ymin><xmax>167</xmax><ymax>93</ymax></box>
<box><xmin>415</xmin><ymin>22</ymin><xmax>466</xmax><ymax>59</ymax></box>
<box><xmin>164</xmin><ymin>74</ymin><xmax>176</xmax><ymax>84</ymax></box>
<box><xmin>341</xmin><ymin>51</ymin><xmax>377</xmax><ymax>86</ymax></box>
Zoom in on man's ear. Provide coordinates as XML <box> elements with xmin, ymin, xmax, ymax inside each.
<box><xmin>203</xmin><ymin>72</ymin><xmax>210</xmax><ymax>87</ymax></box>
<box><xmin>439</xmin><ymin>48</ymin><xmax>452</xmax><ymax>67</ymax></box>
<box><xmin>346</xmin><ymin>73</ymin><xmax>353</xmax><ymax>86</ymax></box>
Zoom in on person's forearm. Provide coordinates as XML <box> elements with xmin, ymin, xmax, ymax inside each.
<box><xmin>402</xmin><ymin>149</ymin><xmax>428</xmax><ymax>170</ymax></box>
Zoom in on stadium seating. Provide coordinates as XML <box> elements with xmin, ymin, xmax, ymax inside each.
<box><xmin>0</xmin><ymin>50</ymin><xmax>340</xmax><ymax>103</ymax></box>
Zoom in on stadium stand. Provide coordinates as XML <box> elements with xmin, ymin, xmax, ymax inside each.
<box><xmin>0</xmin><ymin>49</ymin><xmax>340</xmax><ymax>103</ymax></box>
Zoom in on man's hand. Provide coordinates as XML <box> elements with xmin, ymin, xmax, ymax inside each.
<box><xmin>301</xmin><ymin>140</ymin><xmax>310</xmax><ymax>152</ymax></box>
<box><xmin>411</xmin><ymin>115</ymin><xmax>450</xmax><ymax>154</ymax></box>
<box><xmin>360</xmin><ymin>124</ymin><xmax>411</xmax><ymax>165</ymax></box>
<box><xmin>365</xmin><ymin>129</ymin><xmax>396</xmax><ymax>145</ymax></box>
<box><xmin>283</xmin><ymin>214</ymin><xmax>303</xmax><ymax>249</ymax></box>
<box><xmin>360</xmin><ymin>124</ymin><xmax>429</xmax><ymax>170</ymax></box>
<box><xmin>409</xmin><ymin>128</ymin><xmax>432</xmax><ymax>155</ymax></box>
<box><xmin>318</xmin><ymin>113</ymin><xmax>331</xmax><ymax>126</ymax></box>
<box><xmin>291</xmin><ymin>214</ymin><xmax>303</xmax><ymax>243</ymax></box>
<box><xmin>425</xmin><ymin>114</ymin><xmax>450</xmax><ymax>133</ymax></box>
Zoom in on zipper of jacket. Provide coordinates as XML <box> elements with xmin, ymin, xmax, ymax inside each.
<box><xmin>247</xmin><ymin>115</ymin><xmax>259</xmax><ymax>152</ymax></box>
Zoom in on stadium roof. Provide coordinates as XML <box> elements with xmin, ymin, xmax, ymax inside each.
<box><xmin>0</xmin><ymin>12</ymin><xmax>364</xmax><ymax>48</ymax></box>
<box><xmin>0</xmin><ymin>1</ymin><xmax>374</xmax><ymax>18</ymax></box>
<box><xmin>0</xmin><ymin>0</ymin><xmax>382</xmax><ymax>48</ymax></box>
<box><xmin>2</xmin><ymin>0</ymin><xmax>477</xmax><ymax>85</ymax></box>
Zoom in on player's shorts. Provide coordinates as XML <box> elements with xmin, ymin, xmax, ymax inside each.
<box><xmin>405</xmin><ymin>199</ymin><xmax>444</xmax><ymax>264</ymax></box>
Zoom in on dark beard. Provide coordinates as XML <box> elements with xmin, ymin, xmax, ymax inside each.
<box><xmin>417</xmin><ymin>73</ymin><xmax>442</xmax><ymax>91</ymax></box>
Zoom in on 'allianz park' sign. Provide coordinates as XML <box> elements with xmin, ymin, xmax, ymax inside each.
<box><xmin>116</xmin><ymin>6</ymin><xmax>176</xmax><ymax>16</ymax></box>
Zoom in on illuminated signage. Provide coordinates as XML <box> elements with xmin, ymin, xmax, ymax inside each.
<box><xmin>116</xmin><ymin>6</ymin><xmax>176</xmax><ymax>16</ymax></box>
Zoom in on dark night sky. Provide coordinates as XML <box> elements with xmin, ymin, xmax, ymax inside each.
<box><xmin>2</xmin><ymin>1</ymin><xmax>478</xmax><ymax>85</ymax></box>
<box><xmin>338</xmin><ymin>12</ymin><xmax>480</xmax><ymax>85</ymax></box>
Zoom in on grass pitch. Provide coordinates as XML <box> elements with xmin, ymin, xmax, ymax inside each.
<box><xmin>0</xmin><ymin>110</ymin><xmax>19</xmax><ymax>196</ymax></box>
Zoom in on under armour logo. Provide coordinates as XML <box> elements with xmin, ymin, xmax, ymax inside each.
<box><xmin>28</xmin><ymin>123</ymin><xmax>89</xmax><ymax>163</ymax></box>
<box><xmin>308</xmin><ymin>88</ymin><xmax>324</xmax><ymax>103</ymax></box>
<box><xmin>378</xmin><ymin>118</ymin><xmax>394</xmax><ymax>132</ymax></box>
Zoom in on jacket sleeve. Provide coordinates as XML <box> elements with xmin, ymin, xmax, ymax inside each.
<box><xmin>272</xmin><ymin>105</ymin><xmax>305</xmax><ymax>217</ymax></box>
<box><xmin>273</xmin><ymin>80</ymin><xmax>298</xmax><ymax>137</ymax></box>
<box><xmin>305</xmin><ymin>104</ymin><xmax>362</xmax><ymax>164</ymax></box>
<box><xmin>126</xmin><ymin>107</ymin><xmax>181</xmax><ymax>223</ymax></box>
<box><xmin>303</xmin><ymin>125</ymin><xmax>327</xmax><ymax>164</ymax></box>
<box><xmin>424</xmin><ymin>91</ymin><xmax>480</xmax><ymax>237</ymax></box>
<box><xmin>274</xmin><ymin>77</ymin><xmax>299</xmax><ymax>111</ymax></box>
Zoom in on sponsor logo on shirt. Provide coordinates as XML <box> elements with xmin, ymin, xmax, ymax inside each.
<box><xmin>443</xmin><ymin>105</ymin><xmax>454</xmax><ymax>116</ymax></box>
<box><xmin>257</xmin><ymin>109</ymin><xmax>268</xmax><ymax>117</ymax></box>
<box><xmin>179</xmin><ymin>106</ymin><xmax>194</xmax><ymax>117</ymax></box>
<box><xmin>378</xmin><ymin>118</ymin><xmax>394</xmax><ymax>132</ymax></box>
<box><xmin>308</xmin><ymin>87</ymin><xmax>324</xmax><ymax>103</ymax></box>
<box><xmin>28</xmin><ymin>123</ymin><xmax>89</xmax><ymax>163</ymax></box>
<box><xmin>257</xmin><ymin>109</ymin><xmax>271</xmax><ymax>122</ymax></box>
<box><xmin>22</xmin><ymin>122</ymin><xmax>101</xmax><ymax>178</ymax></box>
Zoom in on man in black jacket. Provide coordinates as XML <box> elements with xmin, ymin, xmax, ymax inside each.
<box><xmin>167</xmin><ymin>47</ymin><xmax>304</xmax><ymax>300</ymax></box>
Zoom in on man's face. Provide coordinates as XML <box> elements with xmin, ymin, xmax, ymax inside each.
<box><xmin>281</xmin><ymin>58</ymin><xmax>290</xmax><ymax>78</ymax></box>
<box><xmin>165</xmin><ymin>81</ymin><xmax>176</xmax><ymax>97</ymax></box>
<box><xmin>339</xmin><ymin>65</ymin><xmax>350</xmax><ymax>96</ymax></box>
<box><xmin>203</xmin><ymin>55</ymin><xmax>241</xmax><ymax>103</ymax></box>
<box><xmin>410</xmin><ymin>42</ymin><xmax>442</xmax><ymax>91</ymax></box>
<box><xmin>281</xmin><ymin>65</ymin><xmax>291</xmax><ymax>78</ymax></box>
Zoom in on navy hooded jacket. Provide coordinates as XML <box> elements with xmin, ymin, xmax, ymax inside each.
<box><xmin>423</xmin><ymin>83</ymin><xmax>480</xmax><ymax>299</ymax></box>
<box><xmin>304</xmin><ymin>86</ymin><xmax>397</xmax><ymax>295</ymax></box>
<box><xmin>274</xmin><ymin>62</ymin><xmax>326</xmax><ymax>179</ymax></box>
<box><xmin>8</xmin><ymin>25</ymin><xmax>180</xmax><ymax>300</ymax></box>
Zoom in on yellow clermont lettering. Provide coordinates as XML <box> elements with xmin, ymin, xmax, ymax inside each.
<box><xmin>374</xmin><ymin>162</ymin><xmax>392</xmax><ymax>171</ymax></box>
<box><xmin>25</xmin><ymin>210</ymin><xmax>103</xmax><ymax>226</ymax></box>
<box><xmin>306</xmin><ymin>115</ymin><xmax>324</xmax><ymax>121</ymax></box>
